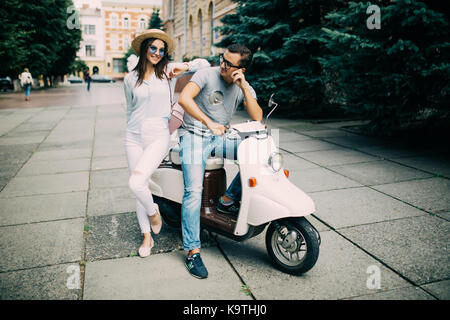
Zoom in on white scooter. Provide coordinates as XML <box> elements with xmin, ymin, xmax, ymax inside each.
<box><xmin>149</xmin><ymin>94</ymin><xmax>320</xmax><ymax>275</ymax></box>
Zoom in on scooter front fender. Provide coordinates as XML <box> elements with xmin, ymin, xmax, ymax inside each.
<box><xmin>246</xmin><ymin>177</ymin><xmax>315</xmax><ymax>226</ymax></box>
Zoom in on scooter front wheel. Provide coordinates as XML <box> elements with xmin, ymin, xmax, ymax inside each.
<box><xmin>266</xmin><ymin>217</ymin><xmax>319</xmax><ymax>275</ymax></box>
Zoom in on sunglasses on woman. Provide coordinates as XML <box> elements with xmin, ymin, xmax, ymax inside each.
<box><xmin>148</xmin><ymin>45</ymin><xmax>167</xmax><ymax>57</ymax></box>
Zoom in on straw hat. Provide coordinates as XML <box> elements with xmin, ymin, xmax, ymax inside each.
<box><xmin>131</xmin><ymin>29</ymin><xmax>175</xmax><ymax>55</ymax></box>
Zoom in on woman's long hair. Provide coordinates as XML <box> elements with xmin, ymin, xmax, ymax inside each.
<box><xmin>133</xmin><ymin>37</ymin><xmax>169</xmax><ymax>87</ymax></box>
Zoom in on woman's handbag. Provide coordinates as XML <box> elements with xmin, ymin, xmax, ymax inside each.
<box><xmin>166</xmin><ymin>74</ymin><xmax>185</xmax><ymax>134</ymax></box>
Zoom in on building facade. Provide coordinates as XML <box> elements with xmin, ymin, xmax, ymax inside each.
<box><xmin>161</xmin><ymin>0</ymin><xmax>237</xmax><ymax>62</ymax></box>
<box><xmin>74</xmin><ymin>0</ymin><xmax>105</xmax><ymax>76</ymax></box>
<box><xmin>103</xmin><ymin>0</ymin><xmax>162</xmax><ymax>78</ymax></box>
<box><xmin>73</xmin><ymin>0</ymin><xmax>162</xmax><ymax>79</ymax></box>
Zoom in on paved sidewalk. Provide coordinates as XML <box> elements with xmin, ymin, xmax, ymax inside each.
<box><xmin>0</xmin><ymin>84</ymin><xmax>449</xmax><ymax>300</ymax></box>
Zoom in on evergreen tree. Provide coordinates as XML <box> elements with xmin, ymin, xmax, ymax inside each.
<box><xmin>216</xmin><ymin>0</ymin><xmax>346</xmax><ymax>117</ymax></box>
<box><xmin>320</xmin><ymin>0</ymin><xmax>449</xmax><ymax>132</ymax></box>
<box><xmin>149</xmin><ymin>8</ymin><xmax>165</xmax><ymax>30</ymax></box>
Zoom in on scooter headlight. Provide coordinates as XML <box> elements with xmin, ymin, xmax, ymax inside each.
<box><xmin>268</xmin><ymin>152</ymin><xmax>283</xmax><ymax>172</ymax></box>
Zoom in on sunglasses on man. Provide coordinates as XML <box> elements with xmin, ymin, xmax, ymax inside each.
<box><xmin>148</xmin><ymin>45</ymin><xmax>167</xmax><ymax>57</ymax></box>
<box><xmin>219</xmin><ymin>53</ymin><xmax>242</xmax><ymax>70</ymax></box>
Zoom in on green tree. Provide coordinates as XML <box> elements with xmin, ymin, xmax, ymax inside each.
<box><xmin>149</xmin><ymin>8</ymin><xmax>165</xmax><ymax>30</ymax></box>
<box><xmin>320</xmin><ymin>0</ymin><xmax>450</xmax><ymax>133</ymax></box>
<box><xmin>0</xmin><ymin>0</ymin><xmax>81</xmax><ymax>85</ymax></box>
<box><xmin>216</xmin><ymin>0</ymin><xmax>347</xmax><ymax>118</ymax></box>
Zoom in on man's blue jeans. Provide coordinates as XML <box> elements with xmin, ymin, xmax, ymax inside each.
<box><xmin>179</xmin><ymin>132</ymin><xmax>242</xmax><ymax>251</ymax></box>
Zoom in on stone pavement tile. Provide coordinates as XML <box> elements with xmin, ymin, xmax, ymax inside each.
<box><xmin>0</xmin><ymin>263</ymin><xmax>79</xmax><ymax>300</ymax></box>
<box><xmin>216</xmin><ymin>230</ymin><xmax>409</xmax><ymax>299</ymax></box>
<box><xmin>289</xmin><ymin>167</ymin><xmax>362</xmax><ymax>193</ymax></box>
<box><xmin>0</xmin><ymin>192</ymin><xmax>86</xmax><ymax>226</ymax></box>
<box><xmin>435</xmin><ymin>212</ymin><xmax>450</xmax><ymax>221</ymax></box>
<box><xmin>301</xmin><ymin>129</ymin><xmax>360</xmax><ymax>138</ymax></box>
<box><xmin>92</xmin><ymin>155</ymin><xmax>128</xmax><ymax>171</ymax></box>
<box><xmin>328</xmin><ymin>161</ymin><xmax>433</xmax><ymax>186</ymax></box>
<box><xmin>310</xmin><ymin>187</ymin><xmax>426</xmax><ymax>229</ymax></box>
<box><xmin>283</xmin><ymin>122</ymin><xmax>328</xmax><ymax>132</ymax></box>
<box><xmin>29</xmin><ymin>148</ymin><xmax>92</xmax><ymax>161</ymax></box>
<box><xmin>0</xmin><ymin>114</ymin><xmax>37</xmax><ymax>135</ymax></box>
<box><xmin>93</xmin><ymin>144</ymin><xmax>126</xmax><ymax>158</ymax></box>
<box><xmin>17</xmin><ymin>158</ymin><xmax>91</xmax><ymax>176</ymax></box>
<box><xmin>280</xmin><ymin>140</ymin><xmax>340</xmax><ymax>153</ymax></box>
<box><xmin>0</xmin><ymin>133</ymin><xmax>47</xmax><ymax>146</ymax></box>
<box><xmin>87</xmin><ymin>187</ymin><xmax>135</xmax><ymax>217</ymax></box>
<box><xmin>90</xmin><ymin>168</ymin><xmax>129</xmax><ymax>189</ymax></box>
<box><xmin>0</xmin><ymin>143</ymin><xmax>38</xmax><ymax>189</ymax></box>
<box><xmin>0</xmin><ymin>218</ymin><xmax>84</xmax><ymax>272</ymax></box>
<box><xmin>9</xmin><ymin>121</ymin><xmax>56</xmax><ymax>133</ymax></box>
<box><xmin>345</xmin><ymin>286</ymin><xmax>435</xmax><ymax>300</ymax></box>
<box><xmin>421</xmin><ymin>280</ymin><xmax>450</xmax><ymax>300</ymax></box>
<box><xmin>84</xmin><ymin>212</ymin><xmax>214</xmax><ymax>261</ymax></box>
<box><xmin>83</xmin><ymin>247</ymin><xmax>251</xmax><ymax>300</ymax></box>
<box><xmin>392</xmin><ymin>156</ymin><xmax>450</xmax><ymax>178</ymax></box>
<box><xmin>0</xmin><ymin>171</ymin><xmax>89</xmax><ymax>198</ymax></box>
<box><xmin>297</xmin><ymin>148</ymin><xmax>380</xmax><ymax>166</ymax></box>
<box><xmin>3</xmin><ymin>129</ymin><xmax>49</xmax><ymax>139</ymax></box>
<box><xmin>95</xmin><ymin>118</ymin><xmax>127</xmax><ymax>133</ymax></box>
<box><xmin>270</xmin><ymin>128</ymin><xmax>312</xmax><ymax>143</ymax></box>
<box><xmin>323</xmin><ymin>135</ymin><xmax>387</xmax><ymax>149</ymax></box>
<box><xmin>282</xmin><ymin>153</ymin><xmax>320</xmax><ymax>171</ymax></box>
<box><xmin>39</xmin><ymin>138</ymin><xmax>93</xmax><ymax>152</ymax></box>
<box><xmin>339</xmin><ymin>215</ymin><xmax>450</xmax><ymax>284</ymax></box>
<box><xmin>373</xmin><ymin>178</ymin><xmax>450</xmax><ymax>213</ymax></box>
<box><xmin>357</xmin><ymin>145</ymin><xmax>425</xmax><ymax>160</ymax></box>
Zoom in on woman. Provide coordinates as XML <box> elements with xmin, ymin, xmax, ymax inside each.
<box><xmin>124</xmin><ymin>29</ymin><xmax>209</xmax><ymax>258</ymax></box>
<box><xmin>19</xmin><ymin>68</ymin><xmax>32</xmax><ymax>101</ymax></box>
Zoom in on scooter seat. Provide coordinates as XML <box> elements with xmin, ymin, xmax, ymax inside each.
<box><xmin>169</xmin><ymin>144</ymin><xmax>224</xmax><ymax>170</ymax></box>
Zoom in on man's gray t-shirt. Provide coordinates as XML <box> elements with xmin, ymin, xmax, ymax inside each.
<box><xmin>179</xmin><ymin>66</ymin><xmax>257</xmax><ymax>137</ymax></box>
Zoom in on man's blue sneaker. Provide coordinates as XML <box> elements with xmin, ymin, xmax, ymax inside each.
<box><xmin>185</xmin><ymin>253</ymin><xmax>208</xmax><ymax>279</ymax></box>
<box><xmin>217</xmin><ymin>198</ymin><xmax>240</xmax><ymax>216</ymax></box>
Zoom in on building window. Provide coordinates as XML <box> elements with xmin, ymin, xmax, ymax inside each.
<box><xmin>113</xmin><ymin>58</ymin><xmax>124</xmax><ymax>73</ymax></box>
<box><xmin>111</xmin><ymin>15</ymin><xmax>118</xmax><ymax>28</ymax></box>
<box><xmin>139</xmin><ymin>18</ymin><xmax>147</xmax><ymax>29</ymax></box>
<box><xmin>123</xmin><ymin>37</ymin><xmax>130</xmax><ymax>49</ymax></box>
<box><xmin>83</xmin><ymin>25</ymin><xmax>96</xmax><ymax>35</ymax></box>
<box><xmin>85</xmin><ymin>45</ymin><xmax>96</xmax><ymax>57</ymax></box>
<box><xmin>111</xmin><ymin>36</ymin><xmax>118</xmax><ymax>50</ymax></box>
<box><xmin>123</xmin><ymin>17</ymin><xmax>129</xmax><ymax>28</ymax></box>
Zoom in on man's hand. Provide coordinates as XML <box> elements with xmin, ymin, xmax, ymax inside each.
<box><xmin>168</xmin><ymin>63</ymin><xmax>189</xmax><ymax>79</ymax></box>
<box><xmin>206</xmin><ymin>121</ymin><xmax>227</xmax><ymax>136</ymax></box>
<box><xmin>231</xmin><ymin>70</ymin><xmax>248</xmax><ymax>89</ymax></box>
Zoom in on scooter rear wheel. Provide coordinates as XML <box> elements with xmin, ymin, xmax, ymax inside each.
<box><xmin>266</xmin><ymin>217</ymin><xmax>319</xmax><ymax>275</ymax></box>
<box><xmin>153</xmin><ymin>196</ymin><xmax>181</xmax><ymax>229</ymax></box>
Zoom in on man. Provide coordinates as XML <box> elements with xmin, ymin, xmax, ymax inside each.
<box><xmin>178</xmin><ymin>44</ymin><xmax>262</xmax><ymax>279</ymax></box>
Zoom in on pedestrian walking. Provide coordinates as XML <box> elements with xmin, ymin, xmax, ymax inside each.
<box><xmin>19</xmin><ymin>68</ymin><xmax>32</xmax><ymax>101</ymax></box>
<box><xmin>84</xmin><ymin>69</ymin><xmax>91</xmax><ymax>91</ymax></box>
<box><xmin>123</xmin><ymin>29</ymin><xmax>209</xmax><ymax>258</ymax></box>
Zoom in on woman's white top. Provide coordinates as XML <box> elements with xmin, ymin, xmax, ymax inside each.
<box><xmin>123</xmin><ymin>59</ymin><xmax>210</xmax><ymax>134</ymax></box>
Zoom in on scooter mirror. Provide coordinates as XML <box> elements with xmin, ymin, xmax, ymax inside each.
<box><xmin>268</xmin><ymin>93</ymin><xmax>276</xmax><ymax>108</ymax></box>
<box><xmin>265</xmin><ymin>93</ymin><xmax>278</xmax><ymax>126</ymax></box>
